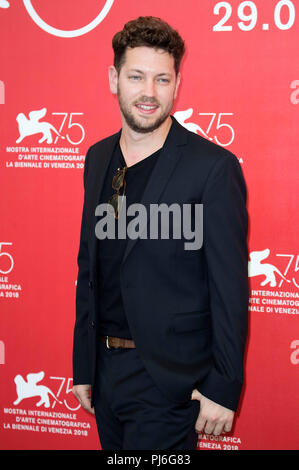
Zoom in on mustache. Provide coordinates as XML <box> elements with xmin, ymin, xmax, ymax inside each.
<box><xmin>134</xmin><ymin>97</ymin><xmax>159</xmax><ymax>105</ymax></box>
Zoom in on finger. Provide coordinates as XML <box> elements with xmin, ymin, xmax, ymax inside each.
<box><xmin>204</xmin><ymin>420</ymin><xmax>216</xmax><ymax>435</ymax></box>
<box><xmin>85</xmin><ymin>405</ymin><xmax>95</xmax><ymax>415</ymax></box>
<box><xmin>191</xmin><ymin>389</ymin><xmax>201</xmax><ymax>400</ymax></box>
<box><xmin>73</xmin><ymin>390</ymin><xmax>81</xmax><ymax>403</ymax></box>
<box><xmin>80</xmin><ymin>396</ymin><xmax>95</xmax><ymax>415</ymax></box>
<box><xmin>195</xmin><ymin>414</ymin><xmax>206</xmax><ymax>433</ymax></box>
<box><xmin>213</xmin><ymin>422</ymin><xmax>224</xmax><ymax>436</ymax></box>
<box><xmin>223</xmin><ymin>419</ymin><xmax>233</xmax><ymax>433</ymax></box>
<box><xmin>74</xmin><ymin>389</ymin><xmax>95</xmax><ymax>415</ymax></box>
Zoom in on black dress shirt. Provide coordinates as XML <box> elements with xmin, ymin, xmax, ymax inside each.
<box><xmin>96</xmin><ymin>139</ymin><xmax>161</xmax><ymax>339</ymax></box>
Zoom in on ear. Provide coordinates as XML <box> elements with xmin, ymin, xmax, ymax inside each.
<box><xmin>108</xmin><ymin>65</ymin><xmax>118</xmax><ymax>95</ymax></box>
<box><xmin>174</xmin><ymin>72</ymin><xmax>181</xmax><ymax>99</ymax></box>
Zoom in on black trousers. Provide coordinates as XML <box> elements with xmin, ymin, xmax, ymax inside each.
<box><xmin>93</xmin><ymin>339</ymin><xmax>201</xmax><ymax>450</ymax></box>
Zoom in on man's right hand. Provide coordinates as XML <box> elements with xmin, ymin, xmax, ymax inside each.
<box><xmin>72</xmin><ymin>384</ymin><xmax>95</xmax><ymax>415</ymax></box>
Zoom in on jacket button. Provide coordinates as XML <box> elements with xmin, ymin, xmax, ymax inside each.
<box><xmin>88</xmin><ymin>280</ymin><xmax>93</xmax><ymax>289</ymax></box>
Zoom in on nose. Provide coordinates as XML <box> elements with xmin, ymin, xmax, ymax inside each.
<box><xmin>143</xmin><ymin>77</ymin><xmax>156</xmax><ymax>99</ymax></box>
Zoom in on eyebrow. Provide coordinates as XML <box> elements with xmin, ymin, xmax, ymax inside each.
<box><xmin>127</xmin><ymin>69</ymin><xmax>172</xmax><ymax>77</ymax></box>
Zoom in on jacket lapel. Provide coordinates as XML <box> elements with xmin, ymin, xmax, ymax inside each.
<box><xmin>88</xmin><ymin>129</ymin><xmax>121</xmax><ymax>275</ymax></box>
<box><xmin>121</xmin><ymin>115</ymin><xmax>188</xmax><ymax>265</ymax></box>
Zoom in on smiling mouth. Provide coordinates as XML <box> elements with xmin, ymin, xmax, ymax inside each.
<box><xmin>135</xmin><ymin>103</ymin><xmax>159</xmax><ymax>114</ymax></box>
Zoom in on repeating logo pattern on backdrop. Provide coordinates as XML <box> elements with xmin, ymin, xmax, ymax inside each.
<box><xmin>2</xmin><ymin>371</ymin><xmax>92</xmax><ymax>438</ymax></box>
<box><xmin>5</xmin><ymin>108</ymin><xmax>86</xmax><ymax>170</ymax></box>
<box><xmin>249</xmin><ymin>249</ymin><xmax>298</xmax><ymax>316</ymax></box>
<box><xmin>1</xmin><ymin>0</ymin><xmax>298</xmax><ymax>451</ymax></box>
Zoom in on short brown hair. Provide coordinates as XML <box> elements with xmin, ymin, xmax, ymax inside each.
<box><xmin>112</xmin><ymin>16</ymin><xmax>185</xmax><ymax>75</ymax></box>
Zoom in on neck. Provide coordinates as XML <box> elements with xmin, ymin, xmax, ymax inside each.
<box><xmin>119</xmin><ymin>115</ymin><xmax>172</xmax><ymax>163</ymax></box>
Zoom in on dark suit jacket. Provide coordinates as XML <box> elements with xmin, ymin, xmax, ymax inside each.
<box><xmin>73</xmin><ymin>115</ymin><xmax>249</xmax><ymax>412</ymax></box>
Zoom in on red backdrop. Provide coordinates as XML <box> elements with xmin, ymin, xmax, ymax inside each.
<box><xmin>0</xmin><ymin>0</ymin><xmax>298</xmax><ymax>450</ymax></box>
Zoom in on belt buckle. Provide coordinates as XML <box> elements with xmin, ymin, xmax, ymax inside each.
<box><xmin>106</xmin><ymin>335</ymin><xmax>111</xmax><ymax>349</ymax></box>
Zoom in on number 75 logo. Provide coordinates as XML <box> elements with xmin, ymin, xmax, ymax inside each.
<box><xmin>174</xmin><ymin>108</ymin><xmax>235</xmax><ymax>147</ymax></box>
<box><xmin>52</xmin><ymin>112</ymin><xmax>85</xmax><ymax>145</ymax></box>
<box><xmin>0</xmin><ymin>242</ymin><xmax>14</xmax><ymax>275</ymax></box>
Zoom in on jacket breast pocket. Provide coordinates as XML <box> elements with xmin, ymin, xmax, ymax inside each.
<box><xmin>173</xmin><ymin>310</ymin><xmax>212</xmax><ymax>361</ymax></box>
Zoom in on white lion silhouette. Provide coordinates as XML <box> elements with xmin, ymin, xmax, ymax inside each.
<box><xmin>248</xmin><ymin>248</ymin><xmax>291</xmax><ymax>287</ymax></box>
<box><xmin>13</xmin><ymin>371</ymin><xmax>62</xmax><ymax>408</ymax></box>
<box><xmin>174</xmin><ymin>108</ymin><xmax>208</xmax><ymax>137</ymax></box>
<box><xmin>0</xmin><ymin>1</ymin><xmax>10</xmax><ymax>9</ymax></box>
<box><xmin>16</xmin><ymin>108</ymin><xmax>64</xmax><ymax>144</ymax></box>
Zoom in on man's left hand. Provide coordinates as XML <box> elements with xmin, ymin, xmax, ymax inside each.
<box><xmin>191</xmin><ymin>389</ymin><xmax>234</xmax><ymax>436</ymax></box>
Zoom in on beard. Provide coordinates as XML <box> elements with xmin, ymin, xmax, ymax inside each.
<box><xmin>117</xmin><ymin>84</ymin><xmax>173</xmax><ymax>134</ymax></box>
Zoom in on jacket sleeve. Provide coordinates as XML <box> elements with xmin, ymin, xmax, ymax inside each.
<box><xmin>196</xmin><ymin>153</ymin><xmax>249</xmax><ymax>411</ymax></box>
<box><xmin>73</xmin><ymin>148</ymin><xmax>92</xmax><ymax>385</ymax></box>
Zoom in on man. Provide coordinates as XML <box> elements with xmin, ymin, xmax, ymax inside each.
<box><xmin>72</xmin><ymin>16</ymin><xmax>249</xmax><ymax>450</ymax></box>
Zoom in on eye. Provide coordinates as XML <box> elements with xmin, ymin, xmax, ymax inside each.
<box><xmin>129</xmin><ymin>75</ymin><xmax>141</xmax><ymax>80</ymax></box>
